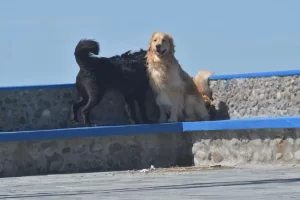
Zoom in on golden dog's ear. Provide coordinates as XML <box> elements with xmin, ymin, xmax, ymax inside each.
<box><xmin>166</xmin><ymin>34</ymin><xmax>175</xmax><ymax>55</ymax></box>
<box><xmin>147</xmin><ymin>32</ymin><xmax>157</xmax><ymax>52</ymax></box>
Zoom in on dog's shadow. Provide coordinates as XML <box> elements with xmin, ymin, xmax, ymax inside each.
<box><xmin>209</xmin><ymin>101</ymin><xmax>230</xmax><ymax>121</ymax></box>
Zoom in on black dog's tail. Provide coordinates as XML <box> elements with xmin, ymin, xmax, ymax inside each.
<box><xmin>74</xmin><ymin>39</ymin><xmax>100</xmax><ymax>66</ymax></box>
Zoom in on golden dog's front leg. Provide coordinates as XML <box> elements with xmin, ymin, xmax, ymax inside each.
<box><xmin>156</xmin><ymin>93</ymin><xmax>172</xmax><ymax>123</ymax></box>
<box><xmin>168</xmin><ymin>105</ymin><xmax>179</xmax><ymax>123</ymax></box>
<box><xmin>167</xmin><ymin>94</ymin><xmax>184</xmax><ymax>123</ymax></box>
<box><xmin>158</xmin><ymin>106</ymin><xmax>168</xmax><ymax>123</ymax></box>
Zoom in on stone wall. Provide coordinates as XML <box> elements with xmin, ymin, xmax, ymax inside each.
<box><xmin>0</xmin><ymin>128</ymin><xmax>299</xmax><ymax>178</ymax></box>
<box><xmin>0</xmin><ymin>88</ymin><xmax>159</xmax><ymax>132</ymax></box>
<box><xmin>0</xmin><ymin>132</ymin><xmax>192</xmax><ymax>178</ymax></box>
<box><xmin>0</xmin><ymin>75</ymin><xmax>299</xmax><ymax>132</ymax></box>
<box><xmin>210</xmin><ymin>75</ymin><xmax>300</xmax><ymax>120</ymax></box>
<box><xmin>192</xmin><ymin>128</ymin><xmax>300</xmax><ymax>167</ymax></box>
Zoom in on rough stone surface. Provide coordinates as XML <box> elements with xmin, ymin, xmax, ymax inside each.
<box><xmin>0</xmin><ymin>75</ymin><xmax>299</xmax><ymax>132</ymax></box>
<box><xmin>212</xmin><ymin>151</ymin><xmax>224</xmax><ymax>163</ymax></box>
<box><xmin>210</xmin><ymin>75</ymin><xmax>300</xmax><ymax>120</ymax></box>
<box><xmin>191</xmin><ymin>128</ymin><xmax>300</xmax><ymax>167</ymax></box>
<box><xmin>0</xmin><ymin>88</ymin><xmax>159</xmax><ymax>132</ymax></box>
<box><xmin>0</xmin><ymin>132</ymin><xmax>193</xmax><ymax>178</ymax></box>
<box><xmin>295</xmin><ymin>150</ymin><xmax>300</xmax><ymax>161</ymax></box>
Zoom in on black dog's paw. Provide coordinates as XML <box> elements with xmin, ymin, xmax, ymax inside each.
<box><xmin>87</xmin><ymin>123</ymin><xmax>98</xmax><ymax>127</ymax></box>
<box><xmin>128</xmin><ymin>119</ymin><xmax>138</xmax><ymax>125</ymax></box>
<box><xmin>71</xmin><ymin>119</ymin><xmax>80</xmax><ymax>125</ymax></box>
<box><xmin>143</xmin><ymin>119</ymin><xmax>154</xmax><ymax>124</ymax></box>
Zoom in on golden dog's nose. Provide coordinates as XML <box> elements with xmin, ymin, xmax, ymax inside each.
<box><xmin>156</xmin><ymin>44</ymin><xmax>161</xmax><ymax>50</ymax></box>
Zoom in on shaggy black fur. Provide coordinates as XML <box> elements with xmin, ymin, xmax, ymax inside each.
<box><xmin>71</xmin><ymin>39</ymin><xmax>152</xmax><ymax>126</ymax></box>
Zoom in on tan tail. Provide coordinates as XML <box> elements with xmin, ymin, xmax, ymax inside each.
<box><xmin>193</xmin><ymin>70</ymin><xmax>214</xmax><ymax>97</ymax></box>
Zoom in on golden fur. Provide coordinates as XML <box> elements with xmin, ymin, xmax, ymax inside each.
<box><xmin>146</xmin><ymin>32</ymin><xmax>209</xmax><ymax>122</ymax></box>
<box><xmin>193</xmin><ymin>70</ymin><xmax>216</xmax><ymax>110</ymax></box>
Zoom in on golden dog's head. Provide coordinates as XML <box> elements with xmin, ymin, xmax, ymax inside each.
<box><xmin>148</xmin><ymin>32</ymin><xmax>175</xmax><ymax>57</ymax></box>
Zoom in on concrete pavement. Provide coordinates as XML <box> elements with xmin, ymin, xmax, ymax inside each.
<box><xmin>1</xmin><ymin>165</ymin><xmax>300</xmax><ymax>199</ymax></box>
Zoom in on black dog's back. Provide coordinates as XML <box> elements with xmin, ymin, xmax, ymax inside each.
<box><xmin>71</xmin><ymin>39</ymin><xmax>151</xmax><ymax>126</ymax></box>
<box><xmin>108</xmin><ymin>50</ymin><xmax>149</xmax><ymax>92</ymax></box>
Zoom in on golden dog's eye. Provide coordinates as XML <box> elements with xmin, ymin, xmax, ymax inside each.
<box><xmin>162</xmin><ymin>39</ymin><xmax>166</xmax><ymax>42</ymax></box>
<box><xmin>154</xmin><ymin>39</ymin><xmax>157</xmax><ymax>42</ymax></box>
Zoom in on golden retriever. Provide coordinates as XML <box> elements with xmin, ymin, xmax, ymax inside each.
<box><xmin>193</xmin><ymin>70</ymin><xmax>216</xmax><ymax>110</ymax></box>
<box><xmin>146</xmin><ymin>32</ymin><xmax>209</xmax><ymax>122</ymax></box>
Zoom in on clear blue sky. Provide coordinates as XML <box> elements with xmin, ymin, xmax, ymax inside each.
<box><xmin>0</xmin><ymin>0</ymin><xmax>299</xmax><ymax>86</ymax></box>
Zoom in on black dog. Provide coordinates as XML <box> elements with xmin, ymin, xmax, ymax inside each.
<box><xmin>71</xmin><ymin>39</ymin><xmax>152</xmax><ymax>126</ymax></box>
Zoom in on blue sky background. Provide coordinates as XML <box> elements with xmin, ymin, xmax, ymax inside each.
<box><xmin>0</xmin><ymin>0</ymin><xmax>299</xmax><ymax>86</ymax></box>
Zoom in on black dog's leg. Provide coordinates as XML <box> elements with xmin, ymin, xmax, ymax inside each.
<box><xmin>81</xmin><ymin>91</ymin><xmax>104</xmax><ymax>127</ymax></box>
<box><xmin>71</xmin><ymin>97</ymin><xmax>86</xmax><ymax>124</ymax></box>
<box><xmin>136</xmin><ymin>94</ymin><xmax>152</xmax><ymax>124</ymax></box>
<box><xmin>124</xmin><ymin>96</ymin><xmax>139</xmax><ymax>124</ymax></box>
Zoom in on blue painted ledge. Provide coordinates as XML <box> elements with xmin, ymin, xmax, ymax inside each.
<box><xmin>210</xmin><ymin>69</ymin><xmax>300</xmax><ymax>80</ymax></box>
<box><xmin>1</xmin><ymin>117</ymin><xmax>300</xmax><ymax>142</ymax></box>
<box><xmin>182</xmin><ymin>117</ymin><xmax>300</xmax><ymax>132</ymax></box>
<box><xmin>0</xmin><ymin>70</ymin><xmax>299</xmax><ymax>91</ymax></box>
<box><xmin>0</xmin><ymin>83</ymin><xmax>74</xmax><ymax>91</ymax></box>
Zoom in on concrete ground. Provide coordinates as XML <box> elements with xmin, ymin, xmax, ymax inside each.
<box><xmin>0</xmin><ymin>165</ymin><xmax>300</xmax><ymax>200</ymax></box>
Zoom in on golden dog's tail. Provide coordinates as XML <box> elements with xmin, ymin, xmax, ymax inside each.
<box><xmin>193</xmin><ymin>70</ymin><xmax>214</xmax><ymax>98</ymax></box>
